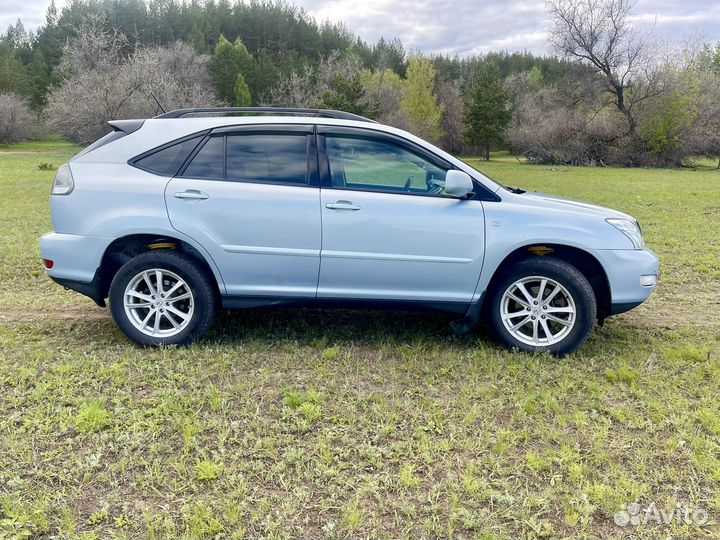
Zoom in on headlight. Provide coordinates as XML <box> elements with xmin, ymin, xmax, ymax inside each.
<box><xmin>51</xmin><ymin>163</ymin><xmax>74</xmax><ymax>195</ymax></box>
<box><xmin>606</xmin><ymin>218</ymin><xmax>644</xmax><ymax>249</ymax></box>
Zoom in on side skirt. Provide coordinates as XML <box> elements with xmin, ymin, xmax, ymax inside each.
<box><xmin>220</xmin><ymin>295</ymin><xmax>473</xmax><ymax>316</ymax></box>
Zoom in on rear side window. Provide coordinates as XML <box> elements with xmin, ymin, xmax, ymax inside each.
<box><xmin>226</xmin><ymin>134</ymin><xmax>307</xmax><ymax>184</ymax></box>
<box><xmin>181</xmin><ymin>132</ymin><xmax>309</xmax><ymax>185</ymax></box>
<box><xmin>131</xmin><ymin>133</ymin><xmax>206</xmax><ymax>176</ymax></box>
<box><xmin>183</xmin><ymin>135</ymin><xmax>224</xmax><ymax>179</ymax></box>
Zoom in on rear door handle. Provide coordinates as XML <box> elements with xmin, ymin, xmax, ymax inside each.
<box><xmin>325</xmin><ymin>200</ymin><xmax>361</xmax><ymax>211</ymax></box>
<box><xmin>174</xmin><ymin>189</ymin><xmax>209</xmax><ymax>201</ymax></box>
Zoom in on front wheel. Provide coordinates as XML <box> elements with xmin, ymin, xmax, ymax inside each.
<box><xmin>487</xmin><ymin>257</ymin><xmax>596</xmax><ymax>356</ymax></box>
<box><xmin>109</xmin><ymin>250</ymin><xmax>216</xmax><ymax>346</ymax></box>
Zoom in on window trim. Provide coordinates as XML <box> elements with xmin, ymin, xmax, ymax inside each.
<box><xmin>176</xmin><ymin>126</ymin><xmax>316</xmax><ymax>187</ymax></box>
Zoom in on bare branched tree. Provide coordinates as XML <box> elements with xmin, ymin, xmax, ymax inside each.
<box><xmin>46</xmin><ymin>21</ymin><xmax>216</xmax><ymax>144</ymax></box>
<box><xmin>0</xmin><ymin>92</ymin><xmax>34</xmax><ymax>144</ymax></box>
<box><xmin>266</xmin><ymin>52</ymin><xmax>363</xmax><ymax>108</ymax></box>
<box><xmin>547</xmin><ymin>0</ymin><xmax>664</xmax><ymax>137</ymax></box>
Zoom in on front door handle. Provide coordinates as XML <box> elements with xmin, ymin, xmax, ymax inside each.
<box><xmin>325</xmin><ymin>200</ymin><xmax>361</xmax><ymax>211</ymax></box>
<box><xmin>174</xmin><ymin>189</ymin><xmax>209</xmax><ymax>201</ymax></box>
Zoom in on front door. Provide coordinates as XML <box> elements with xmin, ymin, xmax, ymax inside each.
<box><xmin>317</xmin><ymin>130</ymin><xmax>486</xmax><ymax>303</ymax></box>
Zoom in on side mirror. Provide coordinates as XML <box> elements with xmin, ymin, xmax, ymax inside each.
<box><xmin>444</xmin><ymin>170</ymin><xmax>474</xmax><ymax>198</ymax></box>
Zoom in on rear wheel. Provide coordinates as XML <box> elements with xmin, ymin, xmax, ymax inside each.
<box><xmin>109</xmin><ymin>250</ymin><xmax>216</xmax><ymax>346</ymax></box>
<box><xmin>487</xmin><ymin>257</ymin><xmax>596</xmax><ymax>356</ymax></box>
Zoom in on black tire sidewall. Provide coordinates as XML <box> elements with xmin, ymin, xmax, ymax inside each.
<box><xmin>487</xmin><ymin>257</ymin><xmax>596</xmax><ymax>356</ymax></box>
<box><xmin>109</xmin><ymin>250</ymin><xmax>216</xmax><ymax>346</ymax></box>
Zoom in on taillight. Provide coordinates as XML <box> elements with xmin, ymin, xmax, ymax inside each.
<box><xmin>51</xmin><ymin>163</ymin><xmax>75</xmax><ymax>195</ymax></box>
<box><xmin>42</xmin><ymin>259</ymin><xmax>54</xmax><ymax>269</ymax></box>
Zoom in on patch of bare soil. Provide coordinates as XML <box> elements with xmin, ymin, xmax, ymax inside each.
<box><xmin>0</xmin><ymin>150</ymin><xmax>58</xmax><ymax>155</ymax></box>
<box><xmin>0</xmin><ymin>306</ymin><xmax>108</xmax><ymax>324</ymax></box>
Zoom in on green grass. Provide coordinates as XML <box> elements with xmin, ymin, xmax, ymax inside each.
<box><xmin>1</xmin><ymin>143</ymin><xmax>719</xmax><ymax>539</ymax></box>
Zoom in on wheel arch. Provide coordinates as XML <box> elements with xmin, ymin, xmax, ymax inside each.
<box><xmin>97</xmin><ymin>233</ymin><xmax>224</xmax><ymax>304</ymax></box>
<box><xmin>483</xmin><ymin>243</ymin><xmax>612</xmax><ymax>322</ymax></box>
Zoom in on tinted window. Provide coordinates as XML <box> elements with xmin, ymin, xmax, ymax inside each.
<box><xmin>133</xmin><ymin>134</ymin><xmax>204</xmax><ymax>176</ymax></box>
<box><xmin>326</xmin><ymin>136</ymin><xmax>447</xmax><ymax>196</ymax></box>
<box><xmin>226</xmin><ymin>134</ymin><xmax>307</xmax><ymax>184</ymax></box>
<box><xmin>183</xmin><ymin>135</ymin><xmax>224</xmax><ymax>179</ymax></box>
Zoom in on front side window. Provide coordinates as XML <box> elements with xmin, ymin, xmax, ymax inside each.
<box><xmin>326</xmin><ymin>135</ymin><xmax>447</xmax><ymax>196</ymax></box>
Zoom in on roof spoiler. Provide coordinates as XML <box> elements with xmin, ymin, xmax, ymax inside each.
<box><xmin>108</xmin><ymin>119</ymin><xmax>145</xmax><ymax>134</ymax></box>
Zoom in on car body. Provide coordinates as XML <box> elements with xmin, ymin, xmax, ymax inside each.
<box><xmin>40</xmin><ymin>108</ymin><xmax>660</xmax><ymax>355</ymax></box>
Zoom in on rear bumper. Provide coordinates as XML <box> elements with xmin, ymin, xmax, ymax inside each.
<box><xmin>40</xmin><ymin>232</ymin><xmax>113</xmax><ymax>305</ymax></box>
<box><xmin>596</xmin><ymin>247</ymin><xmax>660</xmax><ymax>315</ymax></box>
<box><xmin>50</xmin><ymin>271</ymin><xmax>105</xmax><ymax>307</ymax></box>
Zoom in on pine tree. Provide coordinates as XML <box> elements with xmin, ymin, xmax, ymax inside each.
<box><xmin>319</xmin><ymin>74</ymin><xmax>378</xmax><ymax>118</ymax></box>
<box><xmin>233</xmin><ymin>73</ymin><xmax>251</xmax><ymax>106</ymax></box>
<box><xmin>463</xmin><ymin>62</ymin><xmax>512</xmax><ymax>160</ymax></box>
<box><xmin>210</xmin><ymin>35</ymin><xmax>257</xmax><ymax>104</ymax></box>
<box><xmin>188</xmin><ymin>22</ymin><xmax>207</xmax><ymax>54</ymax></box>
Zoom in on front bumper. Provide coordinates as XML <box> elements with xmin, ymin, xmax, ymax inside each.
<box><xmin>595</xmin><ymin>247</ymin><xmax>660</xmax><ymax>315</ymax></box>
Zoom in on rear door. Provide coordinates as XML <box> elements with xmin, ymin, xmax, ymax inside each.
<box><xmin>165</xmin><ymin>125</ymin><xmax>322</xmax><ymax>298</ymax></box>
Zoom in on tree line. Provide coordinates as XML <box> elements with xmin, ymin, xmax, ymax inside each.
<box><xmin>1</xmin><ymin>0</ymin><xmax>719</xmax><ymax>167</ymax></box>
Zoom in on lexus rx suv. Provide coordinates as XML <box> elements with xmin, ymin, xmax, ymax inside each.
<box><xmin>40</xmin><ymin>107</ymin><xmax>660</xmax><ymax>355</ymax></box>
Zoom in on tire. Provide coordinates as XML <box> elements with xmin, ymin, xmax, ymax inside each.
<box><xmin>109</xmin><ymin>250</ymin><xmax>216</xmax><ymax>346</ymax></box>
<box><xmin>487</xmin><ymin>257</ymin><xmax>596</xmax><ymax>356</ymax></box>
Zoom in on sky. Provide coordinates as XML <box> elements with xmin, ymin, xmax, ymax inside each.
<box><xmin>3</xmin><ymin>0</ymin><xmax>720</xmax><ymax>56</ymax></box>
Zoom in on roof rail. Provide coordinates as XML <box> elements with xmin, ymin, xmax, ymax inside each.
<box><xmin>154</xmin><ymin>107</ymin><xmax>377</xmax><ymax>123</ymax></box>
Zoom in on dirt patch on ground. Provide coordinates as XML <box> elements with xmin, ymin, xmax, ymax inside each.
<box><xmin>0</xmin><ymin>150</ymin><xmax>59</xmax><ymax>155</ymax></box>
<box><xmin>0</xmin><ymin>306</ymin><xmax>109</xmax><ymax>324</ymax></box>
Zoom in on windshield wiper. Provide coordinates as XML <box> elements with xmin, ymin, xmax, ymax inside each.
<box><xmin>505</xmin><ymin>185</ymin><xmax>526</xmax><ymax>194</ymax></box>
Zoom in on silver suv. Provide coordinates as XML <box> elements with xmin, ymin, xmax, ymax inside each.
<box><xmin>40</xmin><ymin>107</ymin><xmax>659</xmax><ymax>355</ymax></box>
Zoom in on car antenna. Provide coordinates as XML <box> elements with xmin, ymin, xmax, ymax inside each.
<box><xmin>150</xmin><ymin>92</ymin><xmax>167</xmax><ymax>115</ymax></box>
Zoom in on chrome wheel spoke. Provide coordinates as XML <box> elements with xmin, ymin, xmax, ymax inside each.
<box><xmin>155</xmin><ymin>270</ymin><xmax>164</xmax><ymax>295</ymax></box>
<box><xmin>166</xmin><ymin>311</ymin><xmax>181</xmax><ymax>329</ymax></box>
<box><xmin>502</xmin><ymin>310</ymin><xmax>528</xmax><ymax>321</ymax></box>
<box><xmin>153</xmin><ymin>310</ymin><xmax>161</xmax><ymax>334</ymax></box>
<box><xmin>536</xmin><ymin>278</ymin><xmax>547</xmax><ymax>302</ymax></box>
<box><xmin>126</xmin><ymin>301</ymin><xmax>152</xmax><ymax>308</ymax></box>
<box><xmin>142</xmin><ymin>271</ymin><xmax>157</xmax><ymax>296</ymax></box>
<box><xmin>539</xmin><ymin>318</ymin><xmax>554</xmax><ymax>344</ymax></box>
<box><xmin>167</xmin><ymin>292</ymin><xmax>191</xmax><ymax>303</ymax></box>
<box><xmin>127</xmin><ymin>290</ymin><xmax>153</xmax><ymax>302</ymax></box>
<box><xmin>166</xmin><ymin>304</ymin><xmax>191</xmax><ymax>321</ymax></box>
<box><xmin>546</xmin><ymin>306</ymin><xmax>574</xmax><ymax>314</ymax></box>
<box><xmin>507</xmin><ymin>290</ymin><xmax>530</xmax><ymax>307</ymax></box>
<box><xmin>509</xmin><ymin>315</ymin><xmax>531</xmax><ymax>331</ymax></box>
<box><xmin>515</xmin><ymin>282</ymin><xmax>535</xmax><ymax>304</ymax></box>
<box><xmin>542</xmin><ymin>286</ymin><xmax>561</xmax><ymax>306</ymax></box>
<box><xmin>546</xmin><ymin>313</ymin><xmax>572</xmax><ymax>325</ymax></box>
<box><xmin>164</xmin><ymin>280</ymin><xmax>183</xmax><ymax>297</ymax></box>
<box><xmin>140</xmin><ymin>308</ymin><xmax>155</xmax><ymax>329</ymax></box>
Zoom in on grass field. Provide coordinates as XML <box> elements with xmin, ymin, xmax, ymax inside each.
<box><xmin>0</xmin><ymin>142</ymin><xmax>719</xmax><ymax>539</ymax></box>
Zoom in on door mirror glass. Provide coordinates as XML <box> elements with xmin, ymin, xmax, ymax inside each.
<box><xmin>444</xmin><ymin>170</ymin><xmax>474</xmax><ymax>198</ymax></box>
